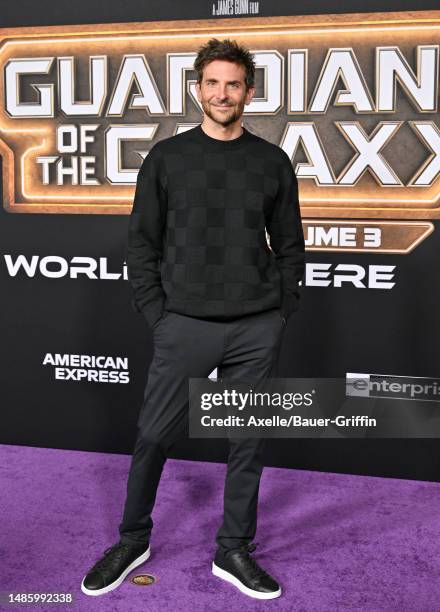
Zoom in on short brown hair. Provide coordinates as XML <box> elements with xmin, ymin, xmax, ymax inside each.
<box><xmin>194</xmin><ymin>38</ymin><xmax>256</xmax><ymax>90</ymax></box>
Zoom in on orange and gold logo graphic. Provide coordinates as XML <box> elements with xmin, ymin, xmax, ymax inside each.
<box><xmin>0</xmin><ymin>11</ymin><xmax>439</xmax><ymax>252</ymax></box>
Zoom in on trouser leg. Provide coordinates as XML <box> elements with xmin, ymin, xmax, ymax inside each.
<box><xmin>215</xmin><ymin>309</ymin><xmax>285</xmax><ymax>554</ymax></box>
<box><xmin>118</xmin><ymin>312</ymin><xmax>223</xmax><ymax>546</ymax></box>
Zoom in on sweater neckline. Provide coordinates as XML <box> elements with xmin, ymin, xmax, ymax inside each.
<box><xmin>192</xmin><ymin>123</ymin><xmax>253</xmax><ymax>150</ymax></box>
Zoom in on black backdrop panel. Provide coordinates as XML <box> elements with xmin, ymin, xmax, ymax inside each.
<box><xmin>1</xmin><ymin>1</ymin><xmax>440</xmax><ymax>481</ymax></box>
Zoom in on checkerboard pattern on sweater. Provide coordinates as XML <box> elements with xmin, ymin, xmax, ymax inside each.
<box><xmin>127</xmin><ymin>124</ymin><xmax>305</xmax><ymax>328</ymax></box>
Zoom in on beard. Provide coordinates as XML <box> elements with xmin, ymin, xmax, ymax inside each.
<box><xmin>200</xmin><ymin>98</ymin><xmax>245</xmax><ymax>127</ymax></box>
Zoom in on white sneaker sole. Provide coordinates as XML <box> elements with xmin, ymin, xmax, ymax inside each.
<box><xmin>212</xmin><ymin>561</ymin><xmax>282</xmax><ymax>600</ymax></box>
<box><xmin>80</xmin><ymin>545</ymin><xmax>151</xmax><ymax>597</ymax></box>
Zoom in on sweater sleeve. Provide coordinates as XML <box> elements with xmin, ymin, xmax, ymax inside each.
<box><xmin>266</xmin><ymin>156</ymin><xmax>305</xmax><ymax>320</ymax></box>
<box><xmin>126</xmin><ymin>145</ymin><xmax>167</xmax><ymax>329</ymax></box>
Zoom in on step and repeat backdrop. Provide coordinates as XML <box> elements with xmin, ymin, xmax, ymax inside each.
<box><xmin>1</xmin><ymin>4</ymin><xmax>440</xmax><ymax>480</ymax></box>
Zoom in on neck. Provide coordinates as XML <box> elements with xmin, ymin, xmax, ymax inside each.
<box><xmin>191</xmin><ymin>122</ymin><xmax>252</xmax><ymax>151</ymax></box>
<box><xmin>200</xmin><ymin>117</ymin><xmax>243</xmax><ymax>141</ymax></box>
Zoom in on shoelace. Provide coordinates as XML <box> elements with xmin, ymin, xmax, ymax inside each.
<box><xmin>92</xmin><ymin>542</ymin><xmax>132</xmax><ymax>573</ymax></box>
<box><xmin>234</xmin><ymin>542</ymin><xmax>271</xmax><ymax>581</ymax></box>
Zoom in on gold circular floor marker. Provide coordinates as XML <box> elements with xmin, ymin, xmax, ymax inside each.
<box><xmin>131</xmin><ymin>573</ymin><xmax>156</xmax><ymax>586</ymax></box>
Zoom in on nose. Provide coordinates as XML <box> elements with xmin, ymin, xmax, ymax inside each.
<box><xmin>217</xmin><ymin>83</ymin><xmax>228</xmax><ymax>100</ymax></box>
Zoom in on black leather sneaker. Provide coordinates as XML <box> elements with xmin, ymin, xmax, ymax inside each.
<box><xmin>212</xmin><ymin>542</ymin><xmax>281</xmax><ymax>599</ymax></box>
<box><xmin>81</xmin><ymin>540</ymin><xmax>151</xmax><ymax>596</ymax></box>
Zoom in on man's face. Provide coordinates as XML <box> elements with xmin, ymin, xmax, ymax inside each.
<box><xmin>195</xmin><ymin>59</ymin><xmax>255</xmax><ymax>127</ymax></box>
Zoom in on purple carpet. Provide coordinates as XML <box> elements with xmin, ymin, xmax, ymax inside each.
<box><xmin>1</xmin><ymin>444</ymin><xmax>439</xmax><ymax>611</ymax></box>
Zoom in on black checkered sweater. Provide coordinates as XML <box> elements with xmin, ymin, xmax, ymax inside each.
<box><xmin>127</xmin><ymin>124</ymin><xmax>305</xmax><ymax>328</ymax></box>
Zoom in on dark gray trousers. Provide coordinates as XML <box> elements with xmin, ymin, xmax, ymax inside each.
<box><xmin>118</xmin><ymin>308</ymin><xmax>285</xmax><ymax>554</ymax></box>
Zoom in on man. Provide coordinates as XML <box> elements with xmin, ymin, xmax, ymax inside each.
<box><xmin>81</xmin><ymin>38</ymin><xmax>305</xmax><ymax>600</ymax></box>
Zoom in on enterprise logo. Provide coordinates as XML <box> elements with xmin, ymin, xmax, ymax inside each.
<box><xmin>346</xmin><ymin>372</ymin><xmax>440</xmax><ymax>403</ymax></box>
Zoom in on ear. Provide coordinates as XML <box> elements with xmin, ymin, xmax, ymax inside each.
<box><xmin>245</xmin><ymin>85</ymin><xmax>256</xmax><ymax>106</ymax></box>
<box><xmin>195</xmin><ymin>81</ymin><xmax>202</xmax><ymax>101</ymax></box>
